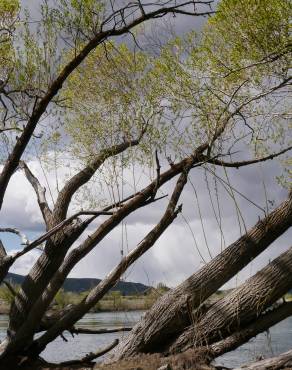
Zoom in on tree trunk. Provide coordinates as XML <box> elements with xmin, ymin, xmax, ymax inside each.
<box><xmin>169</xmin><ymin>246</ymin><xmax>292</xmax><ymax>354</ymax></box>
<box><xmin>233</xmin><ymin>348</ymin><xmax>292</xmax><ymax>370</ymax></box>
<box><xmin>206</xmin><ymin>301</ymin><xmax>292</xmax><ymax>359</ymax></box>
<box><xmin>114</xmin><ymin>194</ymin><xmax>292</xmax><ymax>358</ymax></box>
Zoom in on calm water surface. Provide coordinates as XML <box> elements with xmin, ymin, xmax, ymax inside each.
<box><xmin>0</xmin><ymin>312</ymin><xmax>291</xmax><ymax>367</ymax></box>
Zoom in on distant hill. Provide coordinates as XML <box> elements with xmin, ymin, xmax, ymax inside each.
<box><xmin>6</xmin><ymin>272</ymin><xmax>150</xmax><ymax>296</ymax></box>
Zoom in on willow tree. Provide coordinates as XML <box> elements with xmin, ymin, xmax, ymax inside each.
<box><xmin>0</xmin><ymin>0</ymin><xmax>291</xmax><ymax>369</ymax></box>
<box><xmin>114</xmin><ymin>0</ymin><xmax>292</xmax><ymax>363</ymax></box>
<box><xmin>0</xmin><ymin>0</ymin><xmax>218</xmax><ymax>368</ymax></box>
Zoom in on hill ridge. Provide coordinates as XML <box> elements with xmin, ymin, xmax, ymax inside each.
<box><xmin>6</xmin><ymin>272</ymin><xmax>150</xmax><ymax>296</ymax></box>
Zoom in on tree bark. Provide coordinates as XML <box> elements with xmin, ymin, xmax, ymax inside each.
<box><xmin>114</xmin><ymin>194</ymin><xmax>292</xmax><ymax>358</ymax></box>
<box><xmin>169</xmin><ymin>246</ymin><xmax>292</xmax><ymax>353</ymax></box>
<box><xmin>206</xmin><ymin>301</ymin><xmax>292</xmax><ymax>359</ymax></box>
<box><xmin>8</xmin><ymin>219</ymin><xmax>91</xmax><ymax>337</ymax></box>
<box><xmin>233</xmin><ymin>348</ymin><xmax>292</xmax><ymax>370</ymax></box>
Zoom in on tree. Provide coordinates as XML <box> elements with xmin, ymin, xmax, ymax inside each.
<box><xmin>0</xmin><ymin>0</ymin><xmax>291</xmax><ymax>368</ymax></box>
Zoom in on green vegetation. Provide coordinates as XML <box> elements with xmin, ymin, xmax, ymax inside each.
<box><xmin>0</xmin><ymin>282</ymin><xmax>171</xmax><ymax>313</ymax></box>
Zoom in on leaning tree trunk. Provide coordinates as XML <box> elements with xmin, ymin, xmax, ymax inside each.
<box><xmin>169</xmin><ymin>245</ymin><xmax>292</xmax><ymax>354</ymax></box>
<box><xmin>114</xmin><ymin>194</ymin><xmax>292</xmax><ymax>358</ymax></box>
<box><xmin>205</xmin><ymin>301</ymin><xmax>292</xmax><ymax>360</ymax></box>
<box><xmin>234</xmin><ymin>348</ymin><xmax>292</xmax><ymax>370</ymax></box>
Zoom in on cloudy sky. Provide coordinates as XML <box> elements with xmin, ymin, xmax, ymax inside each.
<box><xmin>0</xmin><ymin>152</ymin><xmax>290</xmax><ymax>289</ymax></box>
<box><xmin>0</xmin><ymin>0</ymin><xmax>291</xmax><ymax>290</ymax></box>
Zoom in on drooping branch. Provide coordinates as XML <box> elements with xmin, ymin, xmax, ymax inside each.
<box><xmin>4</xmin><ymin>150</ymin><xmax>206</xmax><ymax>349</ymax></box>
<box><xmin>204</xmin><ymin>145</ymin><xmax>292</xmax><ymax>168</ymax></box>
<box><xmin>53</xmin><ymin>138</ymin><xmax>142</xmax><ymax>222</ymax></box>
<box><xmin>113</xmin><ymin>192</ymin><xmax>292</xmax><ymax>359</ymax></box>
<box><xmin>18</xmin><ymin>161</ymin><xmax>52</xmax><ymax>227</ymax></box>
<box><xmin>0</xmin><ymin>0</ymin><xmax>214</xmax><ymax>211</ymax></box>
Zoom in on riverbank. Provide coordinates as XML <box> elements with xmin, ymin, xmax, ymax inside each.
<box><xmin>14</xmin><ymin>350</ymin><xmax>215</xmax><ymax>370</ymax></box>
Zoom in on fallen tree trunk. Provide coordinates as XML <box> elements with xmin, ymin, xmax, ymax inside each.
<box><xmin>206</xmin><ymin>301</ymin><xmax>292</xmax><ymax>360</ymax></box>
<box><xmin>234</xmin><ymin>348</ymin><xmax>292</xmax><ymax>370</ymax></box>
<box><xmin>169</xmin><ymin>246</ymin><xmax>292</xmax><ymax>353</ymax></box>
<box><xmin>114</xmin><ymin>194</ymin><xmax>292</xmax><ymax>358</ymax></box>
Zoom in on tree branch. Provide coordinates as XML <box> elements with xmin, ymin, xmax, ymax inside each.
<box><xmin>170</xmin><ymin>246</ymin><xmax>292</xmax><ymax>354</ymax></box>
<box><xmin>0</xmin><ymin>228</ymin><xmax>29</xmax><ymax>245</ymax></box>
<box><xmin>113</xmin><ymin>192</ymin><xmax>292</xmax><ymax>359</ymax></box>
<box><xmin>234</xmin><ymin>348</ymin><xmax>292</xmax><ymax>370</ymax></box>
<box><xmin>59</xmin><ymin>339</ymin><xmax>119</xmax><ymax>366</ymax></box>
<box><xmin>28</xmin><ymin>163</ymin><xmax>191</xmax><ymax>353</ymax></box>
<box><xmin>19</xmin><ymin>161</ymin><xmax>52</xmax><ymax>227</ymax></box>
<box><xmin>206</xmin><ymin>301</ymin><xmax>292</xmax><ymax>360</ymax></box>
<box><xmin>205</xmin><ymin>146</ymin><xmax>292</xmax><ymax>168</ymax></box>
<box><xmin>0</xmin><ymin>0</ymin><xmax>214</xmax><ymax>211</ymax></box>
<box><xmin>10</xmin><ymin>210</ymin><xmax>113</xmax><ymax>262</ymax></box>
<box><xmin>69</xmin><ymin>326</ymin><xmax>132</xmax><ymax>335</ymax></box>
<box><xmin>53</xmin><ymin>138</ymin><xmax>142</xmax><ymax>222</ymax></box>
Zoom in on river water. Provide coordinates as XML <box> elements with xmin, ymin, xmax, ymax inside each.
<box><xmin>0</xmin><ymin>311</ymin><xmax>291</xmax><ymax>367</ymax></box>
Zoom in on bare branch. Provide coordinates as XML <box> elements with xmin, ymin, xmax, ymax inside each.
<box><xmin>11</xmin><ymin>210</ymin><xmax>113</xmax><ymax>261</ymax></box>
<box><xmin>204</xmin><ymin>145</ymin><xmax>292</xmax><ymax>168</ymax></box>
<box><xmin>0</xmin><ymin>228</ymin><xmax>29</xmax><ymax>245</ymax></box>
<box><xmin>19</xmin><ymin>161</ymin><xmax>52</xmax><ymax>227</ymax></box>
<box><xmin>53</xmin><ymin>138</ymin><xmax>142</xmax><ymax>222</ymax></box>
<box><xmin>27</xmin><ymin>162</ymin><xmax>191</xmax><ymax>352</ymax></box>
<box><xmin>59</xmin><ymin>339</ymin><xmax>119</xmax><ymax>366</ymax></box>
<box><xmin>69</xmin><ymin>326</ymin><xmax>132</xmax><ymax>335</ymax></box>
<box><xmin>0</xmin><ymin>0</ymin><xmax>214</xmax><ymax>211</ymax></box>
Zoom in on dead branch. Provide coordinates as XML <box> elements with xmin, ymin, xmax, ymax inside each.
<box><xmin>69</xmin><ymin>326</ymin><xmax>132</xmax><ymax>335</ymax></box>
<box><xmin>0</xmin><ymin>228</ymin><xmax>29</xmax><ymax>245</ymax></box>
<box><xmin>59</xmin><ymin>339</ymin><xmax>119</xmax><ymax>366</ymax></box>
<box><xmin>19</xmin><ymin>161</ymin><xmax>52</xmax><ymax>227</ymax></box>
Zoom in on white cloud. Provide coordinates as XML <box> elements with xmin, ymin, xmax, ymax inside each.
<box><xmin>9</xmin><ymin>249</ymin><xmax>40</xmax><ymax>276</ymax></box>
